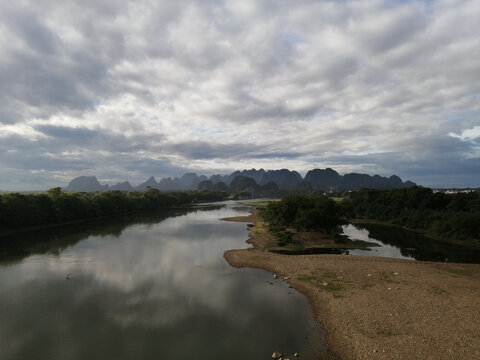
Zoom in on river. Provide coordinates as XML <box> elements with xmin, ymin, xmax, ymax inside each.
<box><xmin>0</xmin><ymin>201</ymin><xmax>331</xmax><ymax>360</ymax></box>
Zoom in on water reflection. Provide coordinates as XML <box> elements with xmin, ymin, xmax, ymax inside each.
<box><xmin>342</xmin><ymin>224</ymin><xmax>414</xmax><ymax>260</ymax></box>
<box><xmin>0</xmin><ymin>206</ymin><xmax>224</xmax><ymax>263</ymax></box>
<box><xmin>0</xmin><ymin>202</ymin><xmax>330</xmax><ymax>360</ymax></box>
<box><xmin>342</xmin><ymin>223</ymin><xmax>480</xmax><ymax>263</ymax></box>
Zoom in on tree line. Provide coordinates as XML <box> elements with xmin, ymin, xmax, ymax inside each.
<box><xmin>0</xmin><ymin>188</ymin><xmax>228</xmax><ymax>232</ymax></box>
<box><xmin>259</xmin><ymin>195</ymin><xmax>344</xmax><ymax>245</ymax></box>
<box><xmin>342</xmin><ymin>187</ymin><xmax>480</xmax><ymax>241</ymax></box>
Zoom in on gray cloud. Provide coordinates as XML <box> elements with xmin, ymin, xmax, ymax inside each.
<box><xmin>164</xmin><ymin>141</ymin><xmax>265</xmax><ymax>160</ymax></box>
<box><xmin>0</xmin><ymin>0</ymin><xmax>479</xmax><ymax>190</ymax></box>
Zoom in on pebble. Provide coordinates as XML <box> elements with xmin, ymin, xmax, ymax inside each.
<box><xmin>272</xmin><ymin>351</ymin><xmax>282</xmax><ymax>359</ymax></box>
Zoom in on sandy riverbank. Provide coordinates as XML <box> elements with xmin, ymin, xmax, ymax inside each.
<box><xmin>223</xmin><ymin>210</ymin><xmax>480</xmax><ymax>360</ymax></box>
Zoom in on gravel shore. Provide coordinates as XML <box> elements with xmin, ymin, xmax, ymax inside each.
<box><xmin>223</xmin><ymin>211</ymin><xmax>480</xmax><ymax>360</ymax></box>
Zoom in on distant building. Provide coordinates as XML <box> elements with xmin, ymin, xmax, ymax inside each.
<box><xmin>434</xmin><ymin>189</ymin><xmax>475</xmax><ymax>195</ymax></box>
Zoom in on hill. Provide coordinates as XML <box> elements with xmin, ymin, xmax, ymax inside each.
<box><xmin>63</xmin><ymin>168</ymin><xmax>416</xmax><ymax>192</ymax></box>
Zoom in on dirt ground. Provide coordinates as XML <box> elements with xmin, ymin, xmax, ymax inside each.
<box><xmin>223</xmin><ymin>210</ymin><xmax>480</xmax><ymax>360</ymax></box>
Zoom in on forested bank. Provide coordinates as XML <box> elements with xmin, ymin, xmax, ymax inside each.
<box><xmin>256</xmin><ymin>190</ymin><xmax>480</xmax><ymax>248</ymax></box>
<box><xmin>261</xmin><ymin>195</ymin><xmax>344</xmax><ymax>233</ymax></box>
<box><xmin>343</xmin><ymin>187</ymin><xmax>480</xmax><ymax>242</ymax></box>
<box><xmin>259</xmin><ymin>195</ymin><xmax>345</xmax><ymax>246</ymax></box>
<box><xmin>0</xmin><ymin>188</ymin><xmax>227</xmax><ymax>233</ymax></box>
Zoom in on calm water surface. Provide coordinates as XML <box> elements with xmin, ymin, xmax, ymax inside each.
<box><xmin>0</xmin><ymin>201</ymin><xmax>332</xmax><ymax>360</ymax></box>
<box><xmin>342</xmin><ymin>223</ymin><xmax>480</xmax><ymax>263</ymax></box>
<box><xmin>342</xmin><ymin>224</ymin><xmax>414</xmax><ymax>260</ymax></box>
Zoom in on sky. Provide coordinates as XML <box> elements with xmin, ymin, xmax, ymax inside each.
<box><xmin>0</xmin><ymin>0</ymin><xmax>479</xmax><ymax>191</ymax></box>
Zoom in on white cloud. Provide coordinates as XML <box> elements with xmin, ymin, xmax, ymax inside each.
<box><xmin>450</xmin><ymin>126</ymin><xmax>480</xmax><ymax>142</ymax></box>
<box><xmin>1</xmin><ymin>0</ymin><xmax>480</xmax><ymax>189</ymax></box>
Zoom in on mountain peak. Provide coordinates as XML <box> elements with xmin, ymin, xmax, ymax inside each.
<box><xmin>64</xmin><ymin>176</ymin><xmax>108</xmax><ymax>192</ymax></box>
<box><xmin>64</xmin><ymin>168</ymin><xmax>416</xmax><ymax>192</ymax></box>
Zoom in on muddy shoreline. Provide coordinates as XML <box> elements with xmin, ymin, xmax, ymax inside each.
<box><xmin>223</xmin><ymin>210</ymin><xmax>480</xmax><ymax>360</ymax></box>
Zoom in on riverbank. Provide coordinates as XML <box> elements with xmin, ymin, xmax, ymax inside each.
<box><xmin>349</xmin><ymin>218</ymin><xmax>480</xmax><ymax>249</ymax></box>
<box><xmin>223</xmin><ymin>210</ymin><xmax>480</xmax><ymax>360</ymax></box>
<box><xmin>0</xmin><ymin>203</ymin><xmax>220</xmax><ymax>238</ymax></box>
<box><xmin>0</xmin><ymin>190</ymin><xmax>228</xmax><ymax>237</ymax></box>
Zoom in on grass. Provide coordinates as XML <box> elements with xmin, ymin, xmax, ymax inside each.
<box><xmin>324</xmin><ymin>282</ymin><xmax>345</xmax><ymax>292</ymax></box>
<box><xmin>245</xmin><ymin>205</ymin><xmax>377</xmax><ymax>252</ymax></box>
<box><xmin>360</xmin><ymin>283</ymin><xmax>374</xmax><ymax>290</ymax></box>
<box><xmin>380</xmin><ymin>271</ymin><xmax>396</xmax><ymax>283</ymax></box>
<box><xmin>240</xmin><ymin>200</ymin><xmax>280</xmax><ymax>206</ymax></box>
<box><xmin>323</xmin><ymin>272</ymin><xmax>337</xmax><ymax>278</ymax></box>
<box><xmin>297</xmin><ymin>272</ymin><xmax>346</xmax><ymax>297</ymax></box>
<box><xmin>240</xmin><ymin>201</ymin><xmax>269</xmax><ymax>206</ymax></box>
<box><xmin>447</xmin><ymin>268</ymin><xmax>477</xmax><ymax>277</ymax></box>
<box><xmin>297</xmin><ymin>275</ymin><xmax>316</xmax><ymax>282</ymax></box>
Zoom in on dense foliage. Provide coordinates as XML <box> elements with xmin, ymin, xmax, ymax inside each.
<box><xmin>260</xmin><ymin>195</ymin><xmax>344</xmax><ymax>237</ymax></box>
<box><xmin>344</xmin><ymin>187</ymin><xmax>480</xmax><ymax>240</ymax></box>
<box><xmin>0</xmin><ymin>188</ymin><xmax>227</xmax><ymax>231</ymax></box>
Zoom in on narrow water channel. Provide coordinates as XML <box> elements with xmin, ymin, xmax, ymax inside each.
<box><xmin>0</xmin><ymin>201</ymin><xmax>332</xmax><ymax>360</ymax></box>
<box><xmin>342</xmin><ymin>223</ymin><xmax>480</xmax><ymax>263</ymax></box>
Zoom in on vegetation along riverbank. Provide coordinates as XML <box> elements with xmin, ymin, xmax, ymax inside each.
<box><xmin>223</xmin><ymin>196</ymin><xmax>480</xmax><ymax>360</ymax></box>
<box><xmin>343</xmin><ymin>187</ymin><xmax>480</xmax><ymax>246</ymax></box>
<box><xmin>0</xmin><ymin>188</ymin><xmax>227</xmax><ymax>236</ymax></box>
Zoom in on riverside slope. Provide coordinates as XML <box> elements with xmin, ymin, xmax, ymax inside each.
<box><xmin>223</xmin><ymin>210</ymin><xmax>480</xmax><ymax>360</ymax></box>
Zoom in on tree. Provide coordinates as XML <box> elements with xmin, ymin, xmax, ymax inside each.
<box><xmin>47</xmin><ymin>187</ymin><xmax>63</xmax><ymax>197</ymax></box>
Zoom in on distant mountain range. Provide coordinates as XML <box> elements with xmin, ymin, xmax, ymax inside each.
<box><xmin>63</xmin><ymin>168</ymin><xmax>416</xmax><ymax>192</ymax></box>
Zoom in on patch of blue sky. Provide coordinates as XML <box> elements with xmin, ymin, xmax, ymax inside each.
<box><xmin>283</xmin><ymin>30</ymin><xmax>305</xmax><ymax>46</ymax></box>
<box><xmin>152</xmin><ymin>116</ymin><xmax>162</xmax><ymax>125</ymax></box>
<box><xmin>137</xmin><ymin>111</ymin><xmax>162</xmax><ymax>125</ymax></box>
<box><xmin>341</xmin><ymin>149</ymin><xmax>388</xmax><ymax>156</ymax></box>
<box><xmin>195</xmin><ymin>127</ymin><xmax>207</xmax><ymax>134</ymax></box>
<box><xmin>250</xmin><ymin>152</ymin><xmax>303</xmax><ymax>159</ymax></box>
<box><xmin>445</xmin><ymin>114</ymin><xmax>480</xmax><ymax>121</ymax></box>
<box><xmin>393</xmin><ymin>0</ymin><xmax>433</xmax><ymax>4</ymax></box>
<box><xmin>449</xmin><ymin>126</ymin><xmax>480</xmax><ymax>142</ymax></box>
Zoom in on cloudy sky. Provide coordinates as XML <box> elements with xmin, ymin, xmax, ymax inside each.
<box><xmin>1</xmin><ymin>0</ymin><xmax>479</xmax><ymax>190</ymax></box>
